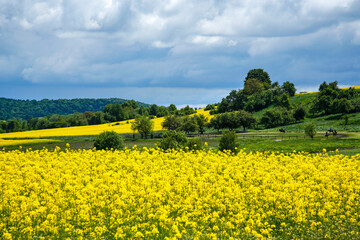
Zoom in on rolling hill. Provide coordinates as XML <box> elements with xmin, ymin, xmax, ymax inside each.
<box><xmin>0</xmin><ymin>98</ymin><xmax>150</xmax><ymax>120</ymax></box>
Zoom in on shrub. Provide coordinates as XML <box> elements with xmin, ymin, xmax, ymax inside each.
<box><xmin>219</xmin><ymin>130</ymin><xmax>239</xmax><ymax>154</ymax></box>
<box><xmin>159</xmin><ymin>130</ymin><xmax>187</xmax><ymax>150</ymax></box>
<box><xmin>185</xmin><ymin>138</ymin><xmax>204</xmax><ymax>151</ymax></box>
<box><xmin>304</xmin><ymin>123</ymin><xmax>317</xmax><ymax>139</ymax></box>
<box><xmin>293</xmin><ymin>105</ymin><xmax>306</xmax><ymax>121</ymax></box>
<box><xmin>94</xmin><ymin>131</ymin><xmax>124</xmax><ymax>150</ymax></box>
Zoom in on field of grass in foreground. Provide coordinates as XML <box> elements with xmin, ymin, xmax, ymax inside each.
<box><xmin>2</xmin><ymin>131</ymin><xmax>360</xmax><ymax>155</ymax></box>
<box><xmin>1</xmin><ymin>148</ymin><xmax>359</xmax><ymax>239</ymax></box>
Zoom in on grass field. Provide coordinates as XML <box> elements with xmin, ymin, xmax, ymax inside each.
<box><xmin>262</xmin><ymin>112</ymin><xmax>360</xmax><ymax>133</ymax></box>
<box><xmin>3</xmin><ymin>131</ymin><xmax>360</xmax><ymax>156</ymax></box>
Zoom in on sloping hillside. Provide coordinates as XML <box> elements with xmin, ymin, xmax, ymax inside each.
<box><xmin>255</xmin><ymin>86</ymin><xmax>360</xmax><ymax>132</ymax></box>
<box><xmin>0</xmin><ymin>98</ymin><xmax>150</xmax><ymax>120</ymax></box>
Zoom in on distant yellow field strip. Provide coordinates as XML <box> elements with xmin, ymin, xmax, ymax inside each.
<box><xmin>0</xmin><ymin>138</ymin><xmax>60</xmax><ymax>147</ymax></box>
<box><xmin>296</xmin><ymin>85</ymin><xmax>360</xmax><ymax>95</ymax></box>
<box><xmin>0</xmin><ymin>109</ymin><xmax>212</xmax><ymax>139</ymax></box>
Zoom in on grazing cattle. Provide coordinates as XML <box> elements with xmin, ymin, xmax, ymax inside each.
<box><xmin>325</xmin><ymin>129</ymin><xmax>338</xmax><ymax>137</ymax></box>
<box><xmin>279</xmin><ymin>128</ymin><xmax>285</xmax><ymax>133</ymax></box>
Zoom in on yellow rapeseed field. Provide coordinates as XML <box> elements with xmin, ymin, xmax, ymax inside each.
<box><xmin>1</xmin><ymin>148</ymin><xmax>359</xmax><ymax>239</ymax></box>
<box><xmin>0</xmin><ymin>138</ymin><xmax>59</xmax><ymax>147</ymax></box>
<box><xmin>0</xmin><ymin>109</ymin><xmax>212</xmax><ymax>141</ymax></box>
<box><xmin>296</xmin><ymin>86</ymin><xmax>360</xmax><ymax>95</ymax></box>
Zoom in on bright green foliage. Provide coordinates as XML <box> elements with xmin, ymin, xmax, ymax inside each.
<box><xmin>193</xmin><ymin>114</ymin><xmax>208</xmax><ymax>134</ymax></box>
<box><xmin>168</xmin><ymin>104</ymin><xmax>177</xmax><ymax>114</ymax></box>
<box><xmin>261</xmin><ymin>108</ymin><xmax>294</xmax><ymax>128</ymax></box>
<box><xmin>275</xmin><ymin>93</ymin><xmax>291</xmax><ymax>109</ymax></box>
<box><xmin>244</xmin><ymin>78</ymin><xmax>265</xmax><ymax>95</ymax></box>
<box><xmin>177</xmin><ymin>105</ymin><xmax>196</xmax><ymax>116</ymax></box>
<box><xmin>209</xmin><ymin>111</ymin><xmax>256</xmax><ymax>132</ymax></box>
<box><xmin>237</xmin><ymin>110</ymin><xmax>257</xmax><ymax>132</ymax></box>
<box><xmin>131</xmin><ymin>116</ymin><xmax>153</xmax><ymax>138</ymax></box>
<box><xmin>304</xmin><ymin>123</ymin><xmax>317</xmax><ymax>139</ymax></box>
<box><xmin>94</xmin><ymin>131</ymin><xmax>124</xmax><ymax>150</ymax></box>
<box><xmin>219</xmin><ymin>130</ymin><xmax>239</xmax><ymax>154</ymax></box>
<box><xmin>311</xmin><ymin>81</ymin><xmax>358</xmax><ymax>115</ymax></box>
<box><xmin>181</xmin><ymin>116</ymin><xmax>199</xmax><ymax>134</ymax></box>
<box><xmin>282</xmin><ymin>81</ymin><xmax>296</xmax><ymax>96</ymax></box>
<box><xmin>162</xmin><ymin>115</ymin><xmax>183</xmax><ymax>131</ymax></box>
<box><xmin>245</xmin><ymin>69</ymin><xmax>271</xmax><ymax>88</ymax></box>
<box><xmin>185</xmin><ymin>138</ymin><xmax>204</xmax><ymax>151</ymax></box>
<box><xmin>159</xmin><ymin>130</ymin><xmax>187</xmax><ymax>150</ymax></box>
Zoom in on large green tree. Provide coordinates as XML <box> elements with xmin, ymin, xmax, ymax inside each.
<box><xmin>282</xmin><ymin>81</ymin><xmax>296</xmax><ymax>96</ymax></box>
<box><xmin>162</xmin><ymin>115</ymin><xmax>183</xmax><ymax>131</ymax></box>
<box><xmin>181</xmin><ymin>116</ymin><xmax>199</xmax><ymax>134</ymax></box>
<box><xmin>304</xmin><ymin>123</ymin><xmax>316</xmax><ymax>139</ymax></box>
<box><xmin>131</xmin><ymin>116</ymin><xmax>154</xmax><ymax>138</ymax></box>
<box><xmin>193</xmin><ymin>114</ymin><xmax>208</xmax><ymax>134</ymax></box>
<box><xmin>245</xmin><ymin>69</ymin><xmax>271</xmax><ymax>88</ymax></box>
<box><xmin>235</xmin><ymin>111</ymin><xmax>257</xmax><ymax>132</ymax></box>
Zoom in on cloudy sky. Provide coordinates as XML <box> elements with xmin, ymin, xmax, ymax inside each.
<box><xmin>0</xmin><ymin>0</ymin><xmax>359</xmax><ymax>106</ymax></box>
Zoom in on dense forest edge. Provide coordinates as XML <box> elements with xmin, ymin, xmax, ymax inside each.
<box><xmin>0</xmin><ymin>98</ymin><xmax>150</xmax><ymax>120</ymax></box>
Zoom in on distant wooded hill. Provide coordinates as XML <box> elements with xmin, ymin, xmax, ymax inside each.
<box><xmin>0</xmin><ymin>98</ymin><xmax>150</xmax><ymax>120</ymax></box>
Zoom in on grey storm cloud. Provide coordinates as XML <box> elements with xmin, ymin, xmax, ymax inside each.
<box><xmin>0</xmin><ymin>0</ymin><xmax>360</xmax><ymax>104</ymax></box>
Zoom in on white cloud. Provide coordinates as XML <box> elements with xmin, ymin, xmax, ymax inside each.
<box><xmin>192</xmin><ymin>35</ymin><xmax>224</xmax><ymax>46</ymax></box>
<box><xmin>0</xmin><ymin>0</ymin><xmax>359</xmax><ymax>103</ymax></box>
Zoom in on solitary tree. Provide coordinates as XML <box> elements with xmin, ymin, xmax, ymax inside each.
<box><xmin>131</xmin><ymin>116</ymin><xmax>153</xmax><ymax>138</ymax></box>
<box><xmin>304</xmin><ymin>123</ymin><xmax>316</xmax><ymax>139</ymax></box>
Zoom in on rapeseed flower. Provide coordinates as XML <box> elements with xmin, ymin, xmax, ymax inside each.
<box><xmin>0</xmin><ymin>148</ymin><xmax>359</xmax><ymax>239</ymax></box>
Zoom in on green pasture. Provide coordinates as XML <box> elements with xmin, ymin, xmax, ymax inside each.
<box><xmin>3</xmin><ymin>130</ymin><xmax>360</xmax><ymax>156</ymax></box>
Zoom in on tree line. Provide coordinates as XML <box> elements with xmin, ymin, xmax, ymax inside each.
<box><xmin>309</xmin><ymin>81</ymin><xmax>360</xmax><ymax>115</ymax></box>
<box><xmin>0</xmin><ymin>97</ymin><xmax>149</xmax><ymax>120</ymax></box>
<box><xmin>0</xmin><ymin>101</ymin><xmax>197</xmax><ymax>133</ymax></box>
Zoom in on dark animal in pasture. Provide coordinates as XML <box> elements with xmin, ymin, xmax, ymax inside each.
<box><xmin>325</xmin><ymin>129</ymin><xmax>338</xmax><ymax>138</ymax></box>
<box><xmin>279</xmin><ymin>128</ymin><xmax>286</xmax><ymax>133</ymax></box>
